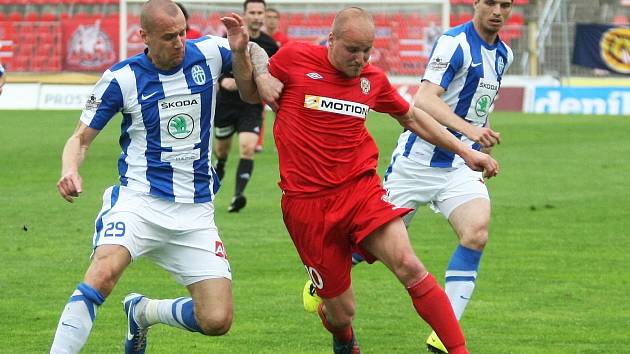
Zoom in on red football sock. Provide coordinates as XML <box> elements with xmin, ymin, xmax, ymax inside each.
<box><xmin>317</xmin><ymin>303</ymin><xmax>354</xmax><ymax>343</ymax></box>
<box><xmin>407</xmin><ymin>273</ymin><xmax>468</xmax><ymax>354</ymax></box>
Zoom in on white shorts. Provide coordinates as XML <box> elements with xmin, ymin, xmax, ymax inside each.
<box><xmin>92</xmin><ymin>185</ymin><xmax>231</xmax><ymax>286</ymax></box>
<box><xmin>383</xmin><ymin>156</ymin><xmax>489</xmax><ymax>223</ymax></box>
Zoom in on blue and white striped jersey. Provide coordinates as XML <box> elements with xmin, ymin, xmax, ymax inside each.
<box><xmin>0</xmin><ymin>63</ymin><xmax>5</xmax><ymax>76</ymax></box>
<box><xmin>395</xmin><ymin>21</ymin><xmax>513</xmax><ymax>168</ymax></box>
<box><xmin>80</xmin><ymin>36</ymin><xmax>233</xmax><ymax>203</ymax></box>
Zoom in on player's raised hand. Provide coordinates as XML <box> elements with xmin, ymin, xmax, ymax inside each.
<box><xmin>221</xmin><ymin>13</ymin><xmax>249</xmax><ymax>53</ymax></box>
<box><xmin>57</xmin><ymin>171</ymin><xmax>83</xmax><ymax>203</ymax></box>
<box><xmin>255</xmin><ymin>73</ymin><xmax>283</xmax><ymax>111</ymax></box>
<box><xmin>468</xmin><ymin>126</ymin><xmax>501</xmax><ymax>148</ymax></box>
<box><xmin>461</xmin><ymin>150</ymin><xmax>499</xmax><ymax>179</ymax></box>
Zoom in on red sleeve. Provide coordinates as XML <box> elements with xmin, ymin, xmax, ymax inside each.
<box><xmin>269</xmin><ymin>42</ymin><xmax>296</xmax><ymax>84</ymax></box>
<box><xmin>373</xmin><ymin>72</ymin><xmax>410</xmax><ymax>116</ymax></box>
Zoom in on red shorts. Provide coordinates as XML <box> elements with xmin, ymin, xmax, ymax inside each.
<box><xmin>281</xmin><ymin>172</ymin><xmax>412</xmax><ymax>298</ymax></box>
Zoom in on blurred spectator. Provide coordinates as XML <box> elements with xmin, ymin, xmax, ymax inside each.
<box><xmin>176</xmin><ymin>2</ymin><xmax>203</xmax><ymax>39</ymax></box>
<box><xmin>265</xmin><ymin>8</ymin><xmax>289</xmax><ymax>47</ymax></box>
<box><xmin>0</xmin><ymin>63</ymin><xmax>5</xmax><ymax>96</ymax></box>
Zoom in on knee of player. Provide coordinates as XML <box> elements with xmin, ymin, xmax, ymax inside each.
<box><xmin>460</xmin><ymin>227</ymin><xmax>488</xmax><ymax>250</ymax></box>
<box><xmin>327</xmin><ymin>306</ymin><xmax>355</xmax><ymax>328</ymax></box>
<box><xmin>196</xmin><ymin>308</ymin><xmax>233</xmax><ymax>336</ymax></box>
<box><xmin>239</xmin><ymin>145</ymin><xmax>256</xmax><ymax>159</ymax></box>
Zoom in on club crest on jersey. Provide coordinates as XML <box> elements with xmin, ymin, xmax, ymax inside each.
<box><xmin>168</xmin><ymin>113</ymin><xmax>194</xmax><ymax>139</ymax></box>
<box><xmin>84</xmin><ymin>94</ymin><xmax>101</xmax><ymax>112</ymax></box>
<box><xmin>475</xmin><ymin>95</ymin><xmax>492</xmax><ymax>117</ymax></box>
<box><xmin>191</xmin><ymin>65</ymin><xmax>206</xmax><ymax>85</ymax></box>
<box><xmin>497</xmin><ymin>57</ymin><xmax>505</xmax><ymax>75</ymax></box>
<box><xmin>360</xmin><ymin>77</ymin><xmax>371</xmax><ymax>95</ymax></box>
<box><xmin>304</xmin><ymin>95</ymin><xmax>369</xmax><ymax>119</ymax></box>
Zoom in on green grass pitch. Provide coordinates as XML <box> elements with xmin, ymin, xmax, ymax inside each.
<box><xmin>1</xmin><ymin>110</ymin><xmax>628</xmax><ymax>353</ymax></box>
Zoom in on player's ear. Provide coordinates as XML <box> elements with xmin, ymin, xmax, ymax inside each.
<box><xmin>328</xmin><ymin>32</ymin><xmax>335</xmax><ymax>47</ymax></box>
<box><xmin>140</xmin><ymin>28</ymin><xmax>149</xmax><ymax>45</ymax></box>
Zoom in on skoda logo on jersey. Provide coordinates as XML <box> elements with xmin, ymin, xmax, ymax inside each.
<box><xmin>168</xmin><ymin>113</ymin><xmax>194</xmax><ymax>139</ymax></box>
<box><xmin>191</xmin><ymin>65</ymin><xmax>206</xmax><ymax>85</ymax></box>
<box><xmin>475</xmin><ymin>95</ymin><xmax>492</xmax><ymax>117</ymax></box>
<box><xmin>360</xmin><ymin>77</ymin><xmax>371</xmax><ymax>95</ymax></box>
<box><xmin>497</xmin><ymin>57</ymin><xmax>505</xmax><ymax>75</ymax></box>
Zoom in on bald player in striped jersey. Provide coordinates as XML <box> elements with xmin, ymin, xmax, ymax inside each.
<box><xmin>49</xmin><ymin>1</ymin><xmax>272</xmax><ymax>353</ymax></box>
<box><xmin>384</xmin><ymin>0</ymin><xmax>514</xmax><ymax>352</ymax></box>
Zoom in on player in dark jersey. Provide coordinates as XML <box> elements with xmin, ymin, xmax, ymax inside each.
<box><xmin>265</xmin><ymin>7</ymin><xmax>500</xmax><ymax>354</ymax></box>
<box><xmin>213</xmin><ymin>0</ymin><xmax>278</xmax><ymax>213</ymax></box>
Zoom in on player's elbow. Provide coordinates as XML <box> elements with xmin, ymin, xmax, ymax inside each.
<box><xmin>413</xmin><ymin>92</ymin><xmax>433</xmax><ymax>112</ymax></box>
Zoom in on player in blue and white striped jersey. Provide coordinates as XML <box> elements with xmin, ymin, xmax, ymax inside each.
<box><xmin>50</xmin><ymin>1</ymin><xmax>272</xmax><ymax>353</ymax></box>
<box><xmin>384</xmin><ymin>1</ymin><xmax>514</xmax><ymax>352</ymax></box>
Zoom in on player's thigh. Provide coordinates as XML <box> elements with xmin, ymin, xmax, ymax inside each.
<box><xmin>359</xmin><ymin>217</ymin><xmax>426</xmax><ymax>286</ymax></box>
<box><xmin>281</xmin><ymin>194</ymin><xmax>352</xmax><ymax>299</ymax></box>
<box><xmin>447</xmin><ymin>198</ymin><xmax>491</xmax><ymax>244</ymax></box>
<box><xmin>83</xmin><ymin>245</ymin><xmax>131</xmax><ymax>297</ymax></box>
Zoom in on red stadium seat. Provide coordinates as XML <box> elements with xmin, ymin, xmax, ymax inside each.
<box><xmin>25</xmin><ymin>11</ymin><xmax>40</xmax><ymax>21</ymax></box>
<box><xmin>41</xmin><ymin>12</ymin><xmax>58</xmax><ymax>21</ymax></box>
<box><xmin>9</xmin><ymin>11</ymin><xmax>23</xmax><ymax>21</ymax></box>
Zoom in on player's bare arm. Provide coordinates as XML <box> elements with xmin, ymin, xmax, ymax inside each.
<box><xmin>221</xmin><ymin>13</ymin><xmax>259</xmax><ymax>104</ymax></box>
<box><xmin>414</xmin><ymin>80</ymin><xmax>501</xmax><ymax>148</ymax></box>
<box><xmin>248</xmin><ymin>42</ymin><xmax>283</xmax><ymax>109</ymax></box>
<box><xmin>57</xmin><ymin>122</ymin><xmax>100</xmax><ymax>203</ymax></box>
<box><xmin>393</xmin><ymin>107</ymin><xmax>498</xmax><ymax>178</ymax></box>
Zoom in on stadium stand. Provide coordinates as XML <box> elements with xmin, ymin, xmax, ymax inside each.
<box><xmin>1</xmin><ymin>0</ymin><xmax>627</xmax><ymax>77</ymax></box>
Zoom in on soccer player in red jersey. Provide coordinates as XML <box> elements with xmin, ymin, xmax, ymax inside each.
<box><xmin>263</xmin><ymin>7</ymin><xmax>499</xmax><ymax>354</ymax></box>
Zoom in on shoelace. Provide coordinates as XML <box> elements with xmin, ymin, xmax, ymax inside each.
<box><xmin>132</xmin><ymin>328</ymin><xmax>149</xmax><ymax>352</ymax></box>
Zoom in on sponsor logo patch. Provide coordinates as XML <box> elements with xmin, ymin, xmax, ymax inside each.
<box><xmin>168</xmin><ymin>113</ymin><xmax>194</xmax><ymax>139</ymax></box>
<box><xmin>303</xmin><ymin>95</ymin><xmax>369</xmax><ymax>119</ymax></box>
<box><xmin>306</xmin><ymin>72</ymin><xmax>323</xmax><ymax>80</ymax></box>
<box><xmin>84</xmin><ymin>94</ymin><xmax>101</xmax><ymax>111</ymax></box>
<box><xmin>427</xmin><ymin>57</ymin><xmax>449</xmax><ymax>71</ymax></box>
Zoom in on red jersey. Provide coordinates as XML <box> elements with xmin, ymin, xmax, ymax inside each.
<box><xmin>269</xmin><ymin>42</ymin><xmax>410</xmax><ymax>195</ymax></box>
<box><xmin>271</xmin><ymin>31</ymin><xmax>290</xmax><ymax>47</ymax></box>
<box><xmin>186</xmin><ymin>27</ymin><xmax>202</xmax><ymax>39</ymax></box>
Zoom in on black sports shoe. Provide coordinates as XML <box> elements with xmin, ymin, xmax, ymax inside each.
<box><xmin>228</xmin><ymin>195</ymin><xmax>247</xmax><ymax>213</ymax></box>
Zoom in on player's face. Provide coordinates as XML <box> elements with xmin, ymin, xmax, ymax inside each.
<box><xmin>474</xmin><ymin>0</ymin><xmax>513</xmax><ymax>34</ymax></box>
<box><xmin>328</xmin><ymin>26</ymin><xmax>374</xmax><ymax>77</ymax></box>
<box><xmin>265</xmin><ymin>10</ymin><xmax>279</xmax><ymax>32</ymax></box>
<box><xmin>141</xmin><ymin>12</ymin><xmax>187</xmax><ymax>70</ymax></box>
<box><xmin>244</xmin><ymin>2</ymin><xmax>266</xmax><ymax>33</ymax></box>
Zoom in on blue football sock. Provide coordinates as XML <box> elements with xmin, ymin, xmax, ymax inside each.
<box><xmin>143</xmin><ymin>297</ymin><xmax>202</xmax><ymax>332</ymax></box>
<box><xmin>50</xmin><ymin>282</ymin><xmax>105</xmax><ymax>354</ymax></box>
<box><xmin>444</xmin><ymin>245</ymin><xmax>482</xmax><ymax>320</ymax></box>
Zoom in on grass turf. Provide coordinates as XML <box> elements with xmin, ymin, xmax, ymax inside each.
<box><xmin>0</xmin><ymin>110</ymin><xmax>628</xmax><ymax>353</ymax></box>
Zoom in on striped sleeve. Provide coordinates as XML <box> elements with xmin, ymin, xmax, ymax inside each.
<box><xmin>423</xmin><ymin>35</ymin><xmax>464</xmax><ymax>90</ymax></box>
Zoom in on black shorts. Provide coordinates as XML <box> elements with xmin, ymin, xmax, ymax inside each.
<box><xmin>214</xmin><ymin>102</ymin><xmax>263</xmax><ymax>139</ymax></box>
